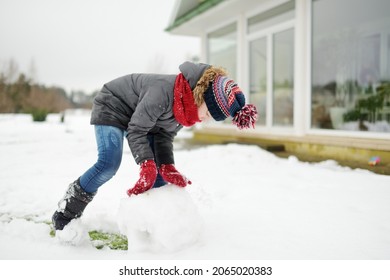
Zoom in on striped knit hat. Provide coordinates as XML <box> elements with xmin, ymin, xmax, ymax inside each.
<box><xmin>204</xmin><ymin>75</ymin><xmax>258</xmax><ymax>129</ymax></box>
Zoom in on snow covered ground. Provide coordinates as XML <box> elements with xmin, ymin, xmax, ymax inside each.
<box><xmin>0</xmin><ymin>111</ymin><xmax>390</xmax><ymax>260</ymax></box>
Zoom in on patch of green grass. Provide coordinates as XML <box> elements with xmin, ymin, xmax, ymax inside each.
<box><xmin>4</xmin><ymin>213</ymin><xmax>128</xmax><ymax>250</ymax></box>
<box><xmin>88</xmin><ymin>230</ymin><xmax>128</xmax><ymax>250</ymax></box>
<box><xmin>20</xmin><ymin>218</ymin><xmax>128</xmax><ymax>251</ymax></box>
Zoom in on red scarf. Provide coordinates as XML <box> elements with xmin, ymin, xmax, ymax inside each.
<box><xmin>173</xmin><ymin>73</ymin><xmax>200</xmax><ymax>127</ymax></box>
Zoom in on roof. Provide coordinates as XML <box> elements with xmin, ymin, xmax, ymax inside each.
<box><xmin>166</xmin><ymin>0</ymin><xmax>271</xmax><ymax>36</ymax></box>
<box><xmin>166</xmin><ymin>0</ymin><xmax>225</xmax><ymax>32</ymax></box>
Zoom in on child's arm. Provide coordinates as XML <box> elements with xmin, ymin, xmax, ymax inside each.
<box><xmin>126</xmin><ymin>90</ymin><xmax>167</xmax><ymax>164</ymax></box>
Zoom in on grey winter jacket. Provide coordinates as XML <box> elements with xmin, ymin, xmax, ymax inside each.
<box><xmin>90</xmin><ymin>61</ymin><xmax>210</xmax><ymax>166</ymax></box>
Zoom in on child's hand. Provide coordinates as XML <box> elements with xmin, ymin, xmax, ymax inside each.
<box><xmin>127</xmin><ymin>160</ymin><xmax>157</xmax><ymax>196</ymax></box>
<box><xmin>159</xmin><ymin>164</ymin><xmax>191</xmax><ymax>187</ymax></box>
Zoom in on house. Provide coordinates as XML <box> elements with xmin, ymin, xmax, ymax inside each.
<box><xmin>166</xmin><ymin>0</ymin><xmax>390</xmax><ymax>165</ymax></box>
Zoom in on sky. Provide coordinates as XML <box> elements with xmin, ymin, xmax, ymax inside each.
<box><xmin>0</xmin><ymin>0</ymin><xmax>200</xmax><ymax>93</ymax></box>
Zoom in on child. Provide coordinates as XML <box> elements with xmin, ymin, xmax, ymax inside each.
<box><xmin>52</xmin><ymin>61</ymin><xmax>257</xmax><ymax>230</ymax></box>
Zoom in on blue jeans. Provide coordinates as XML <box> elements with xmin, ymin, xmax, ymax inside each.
<box><xmin>79</xmin><ymin>125</ymin><xmax>166</xmax><ymax>193</ymax></box>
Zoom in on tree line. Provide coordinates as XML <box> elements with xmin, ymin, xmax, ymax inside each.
<box><xmin>0</xmin><ymin>60</ymin><xmax>95</xmax><ymax>120</ymax></box>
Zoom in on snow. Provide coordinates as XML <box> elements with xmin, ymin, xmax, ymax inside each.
<box><xmin>118</xmin><ymin>185</ymin><xmax>203</xmax><ymax>253</ymax></box>
<box><xmin>0</xmin><ymin>111</ymin><xmax>390</xmax><ymax>260</ymax></box>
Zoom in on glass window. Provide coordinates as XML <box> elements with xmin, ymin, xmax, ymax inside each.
<box><xmin>311</xmin><ymin>0</ymin><xmax>390</xmax><ymax>132</ymax></box>
<box><xmin>273</xmin><ymin>28</ymin><xmax>294</xmax><ymax>126</ymax></box>
<box><xmin>249</xmin><ymin>37</ymin><xmax>267</xmax><ymax>125</ymax></box>
<box><xmin>207</xmin><ymin>23</ymin><xmax>237</xmax><ymax>79</ymax></box>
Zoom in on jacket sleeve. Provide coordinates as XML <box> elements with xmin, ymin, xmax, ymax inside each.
<box><xmin>153</xmin><ymin>128</ymin><xmax>178</xmax><ymax>167</ymax></box>
<box><xmin>126</xmin><ymin>89</ymin><xmax>167</xmax><ymax>164</ymax></box>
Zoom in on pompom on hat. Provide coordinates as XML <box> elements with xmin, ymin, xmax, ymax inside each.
<box><xmin>204</xmin><ymin>75</ymin><xmax>258</xmax><ymax>129</ymax></box>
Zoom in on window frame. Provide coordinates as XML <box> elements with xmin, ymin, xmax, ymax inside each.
<box><xmin>246</xmin><ymin>19</ymin><xmax>295</xmax><ymax>132</ymax></box>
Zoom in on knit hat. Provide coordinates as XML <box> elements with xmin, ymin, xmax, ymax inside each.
<box><xmin>204</xmin><ymin>75</ymin><xmax>258</xmax><ymax>129</ymax></box>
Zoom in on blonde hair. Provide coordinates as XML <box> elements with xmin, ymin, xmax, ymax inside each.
<box><xmin>193</xmin><ymin>66</ymin><xmax>228</xmax><ymax>106</ymax></box>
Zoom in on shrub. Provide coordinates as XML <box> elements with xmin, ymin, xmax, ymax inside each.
<box><xmin>31</xmin><ymin>109</ymin><xmax>49</xmax><ymax>122</ymax></box>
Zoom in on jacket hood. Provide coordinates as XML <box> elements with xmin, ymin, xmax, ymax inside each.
<box><xmin>179</xmin><ymin>61</ymin><xmax>210</xmax><ymax>90</ymax></box>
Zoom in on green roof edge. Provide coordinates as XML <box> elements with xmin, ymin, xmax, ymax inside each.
<box><xmin>165</xmin><ymin>0</ymin><xmax>225</xmax><ymax>32</ymax></box>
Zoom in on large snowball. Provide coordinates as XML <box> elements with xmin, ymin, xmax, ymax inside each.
<box><xmin>117</xmin><ymin>185</ymin><xmax>203</xmax><ymax>253</ymax></box>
